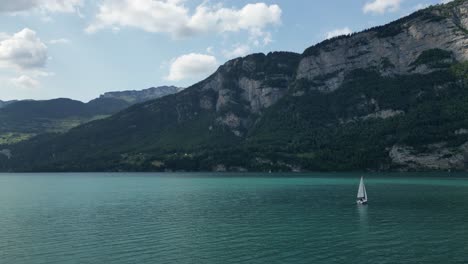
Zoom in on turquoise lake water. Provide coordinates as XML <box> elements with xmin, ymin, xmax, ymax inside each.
<box><xmin>0</xmin><ymin>173</ymin><xmax>467</xmax><ymax>264</ymax></box>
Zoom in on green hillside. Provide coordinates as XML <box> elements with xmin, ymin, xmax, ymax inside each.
<box><xmin>0</xmin><ymin>86</ymin><xmax>181</xmax><ymax>144</ymax></box>
<box><xmin>1</xmin><ymin>0</ymin><xmax>468</xmax><ymax>172</ymax></box>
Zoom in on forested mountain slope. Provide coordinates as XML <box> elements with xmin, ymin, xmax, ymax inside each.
<box><xmin>0</xmin><ymin>86</ymin><xmax>181</xmax><ymax>144</ymax></box>
<box><xmin>1</xmin><ymin>0</ymin><xmax>468</xmax><ymax>172</ymax></box>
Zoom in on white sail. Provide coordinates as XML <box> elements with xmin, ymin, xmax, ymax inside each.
<box><xmin>357</xmin><ymin>177</ymin><xmax>367</xmax><ymax>199</ymax></box>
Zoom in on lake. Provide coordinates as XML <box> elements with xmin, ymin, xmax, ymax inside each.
<box><xmin>0</xmin><ymin>173</ymin><xmax>467</xmax><ymax>264</ymax></box>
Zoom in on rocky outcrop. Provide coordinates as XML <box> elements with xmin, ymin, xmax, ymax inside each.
<box><xmin>389</xmin><ymin>142</ymin><xmax>468</xmax><ymax>170</ymax></box>
<box><xmin>99</xmin><ymin>86</ymin><xmax>182</xmax><ymax>104</ymax></box>
<box><xmin>208</xmin><ymin>53</ymin><xmax>300</xmax><ymax>113</ymax></box>
<box><xmin>340</xmin><ymin>109</ymin><xmax>405</xmax><ymax>124</ymax></box>
<box><xmin>296</xmin><ymin>1</ymin><xmax>468</xmax><ymax>92</ymax></box>
<box><xmin>199</xmin><ymin>52</ymin><xmax>301</xmax><ymax>133</ymax></box>
<box><xmin>0</xmin><ymin>149</ymin><xmax>12</xmax><ymax>159</ymax></box>
<box><xmin>238</xmin><ymin>77</ymin><xmax>285</xmax><ymax>113</ymax></box>
<box><xmin>455</xmin><ymin>128</ymin><xmax>468</xmax><ymax>135</ymax></box>
<box><xmin>363</xmin><ymin>109</ymin><xmax>405</xmax><ymax>120</ymax></box>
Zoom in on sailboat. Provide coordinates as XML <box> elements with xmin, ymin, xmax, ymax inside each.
<box><xmin>356</xmin><ymin>176</ymin><xmax>368</xmax><ymax>205</ymax></box>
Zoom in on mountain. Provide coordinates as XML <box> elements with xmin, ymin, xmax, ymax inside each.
<box><xmin>2</xmin><ymin>0</ymin><xmax>468</xmax><ymax>172</ymax></box>
<box><xmin>0</xmin><ymin>98</ymin><xmax>123</xmax><ymax>142</ymax></box>
<box><xmin>0</xmin><ymin>86</ymin><xmax>181</xmax><ymax>145</ymax></box>
<box><xmin>98</xmin><ymin>86</ymin><xmax>183</xmax><ymax>104</ymax></box>
<box><xmin>0</xmin><ymin>100</ymin><xmax>17</xmax><ymax>109</ymax></box>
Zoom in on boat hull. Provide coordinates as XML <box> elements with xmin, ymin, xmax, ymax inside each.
<box><xmin>356</xmin><ymin>200</ymin><xmax>368</xmax><ymax>205</ymax></box>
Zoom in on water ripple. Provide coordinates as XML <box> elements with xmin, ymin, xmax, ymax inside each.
<box><xmin>0</xmin><ymin>173</ymin><xmax>467</xmax><ymax>264</ymax></box>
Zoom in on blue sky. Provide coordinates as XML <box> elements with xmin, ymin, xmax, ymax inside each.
<box><xmin>0</xmin><ymin>0</ymin><xmax>450</xmax><ymax>101</ymax></box>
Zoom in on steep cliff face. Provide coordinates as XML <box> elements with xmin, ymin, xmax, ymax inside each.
<box><xmin>208</xmin><ymin>53</ymin><xmax>300</xmax><ymax>114</ymax></box>
<box><xmin>296</xmin><ymin>1</ymin><xmax>468</xmax><ymax>92</ymax></box>
<box><xmin>170</xmin><ymin>52</ymin><xmax>302</xmax><ymax>136</ymax></box>
<box><xmin>2</xmin><ymin>1</ymin><xmax>468</xmax><ymax>172</ymax></box>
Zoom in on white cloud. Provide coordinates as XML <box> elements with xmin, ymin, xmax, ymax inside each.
<box><xmin>86</xmin><ymin>0</ymin><xmax>187</xmax><ymax>34</ymax></box>
<box><xmin>10</xmin><ymin>75</ymin><xmax>40</xmax><ymax>89</ymax></box>
<box><xmin>86</xmin><ymin>0</ymin><xmax>281</xmax><ymax>44</ymax></box>
<box><xmin>166</xmin><ymin>53</ymin><xmax>218</xmax><ymax>81</ymax></box>
<box><xmin>325</xmin><ymin>27</ymin><xmax>352</xmax><ymax>39</ymax></box>
<box><xmin>49</xmin><ymin>38</ymin><xmax>70</xmax><ymax>44</ymax></box>
<box><xmin>0</xmin><ymin>0</ymin><xmax>83</xmax><ymax>13</ymax></box>
<box><xmin>0</xmin><ymin>28</ymin><xmax>48</xmax><ymax>70</ymax></box>
<box><xmin>0</xmin><ymin>33</ymin><xmax>9</xmax><ymax>41</ymax></box>
<box><xmin>223</xmin><ymin>44</ymin><xmax>251</xmax><ymax>59</ymax></box>
<box><xmin>187</xmin><ymin>3</ymin><xmax>281</xmax><ymax>36</ymax></box>
<box><xmin>363</xmin><ymin>0</ymin><xmax>403</xmax><ymax>14</ymax></box>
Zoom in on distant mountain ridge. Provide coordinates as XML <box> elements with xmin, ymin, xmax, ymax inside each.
<box><xmin>0</xmin><ymin>100</ymin><xmax>18</xmax><ymax>109</ymax></box>
<box><xmin>0</xmin><ymin>86</ymin><xmax>181</xmax><ymax>145</ymax></box>
<box><xmin>2</xmin><ymin>0</ymin><xmax>468</xmax><ymax>172</ymax></box>
<box><xmin>99</xmin><ymin>86</ymin><xmax>183</xmax><ymax>104</ymax></box>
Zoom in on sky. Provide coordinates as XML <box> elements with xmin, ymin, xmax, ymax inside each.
<box><xmin>0</xmin><ymin>0</ymin><xmax>452</xmax><ymax>102</ymax></box>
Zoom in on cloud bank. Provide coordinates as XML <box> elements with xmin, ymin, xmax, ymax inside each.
<box><xmin>86</xmin><ymin>0</ymin><xmax>281</xmax><ymax>44</ymax></box>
